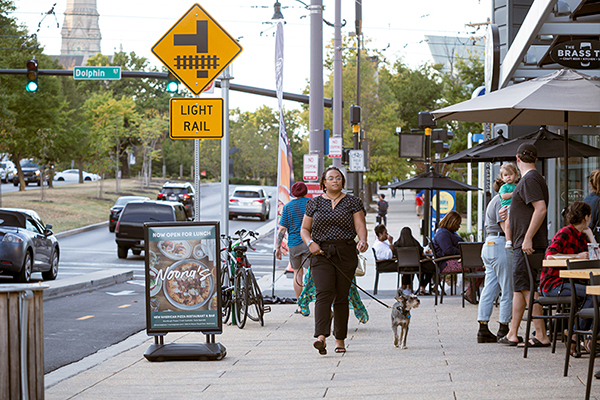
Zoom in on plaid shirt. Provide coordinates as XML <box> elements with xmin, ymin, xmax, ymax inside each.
<box><xmin>540</xmin><ymin>225</ymin><xmax>589</xmax><ymax>293</ymax></box>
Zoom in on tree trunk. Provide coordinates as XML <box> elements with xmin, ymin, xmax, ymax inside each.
<box><xmin>77</xmin><ymin>158</ymin><xmax>84</xmax><ymax>184</ymax></box>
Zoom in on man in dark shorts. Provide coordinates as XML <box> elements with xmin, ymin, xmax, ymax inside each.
<box><xmin>498</xmin><ymin>143</ymin><xmax>550</xmax><ymax>347</ymax></box>
<box><xmin>377</xmin><ymin>194</ymin><xmax>389</xmax><ymax>226</ymax></box>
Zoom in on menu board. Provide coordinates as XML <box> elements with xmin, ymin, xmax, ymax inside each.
<box><xmin>144</xmin><ymin>222</ymin><xmax>221</xmax><ymax>334</ymax></box>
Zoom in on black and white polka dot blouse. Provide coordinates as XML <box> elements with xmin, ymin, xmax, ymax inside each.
<box><xmin>305</xmin><ymin>194</ymin><xmax>365</xmax><ymax>242</ymax></box>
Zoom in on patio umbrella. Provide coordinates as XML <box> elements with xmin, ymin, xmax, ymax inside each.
<box><xmin>387</xmin><ymin>169</ymin><xmax>481</xmax><ymax>192</ymax></box>
<box><xmin>434</xmin><ymin>133</ymin><xmax>508</xmax><ymax>164</ymax></box>
<box><xmin>437</xmin><ymin>126</ymin><xmax>600</xmax><ymax>164</ymax></box>
<box><xmin>431</xmin><ymin>68</ymin><xmax>600</xmax><ymax>207</ymax></box>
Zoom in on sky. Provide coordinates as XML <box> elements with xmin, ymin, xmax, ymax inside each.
<box><xmin>14</xmin><ymin>0</ymin><xmax>491</xmax><ymax>112</ymax></box>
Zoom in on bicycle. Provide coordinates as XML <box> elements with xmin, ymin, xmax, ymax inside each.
<box><xmin>220</xmin><ymin>229</ymin><xmax>268</xmax><ymax>329</ymax></box>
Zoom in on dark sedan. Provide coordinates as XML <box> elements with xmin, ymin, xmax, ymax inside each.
<box><xmin>109</xmin><ymin>196</ymin><xmax>150</xmax><ymax>232</ymax></box>
<box><xmin>0</xmin><ymin>208</ymin><xmax>59</xmax><ymax>282</ymax></box>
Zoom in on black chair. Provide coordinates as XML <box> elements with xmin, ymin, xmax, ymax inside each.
<box><xmin>563</xmin><ymin>259</ymin><xmax>600</xmax><ymax>380</ymax></box>
<box><xmin>584</xmin><ymin>270</ymin><xmax>600</xmax><ymax>400</ymax></box>
<box><xmin>372</xmin><ymin>248</ymin><xmax>399</xmax><ymax>295</ymax></box>
<box><xmin>395</xmin><ymin>247</ymin><xmax>422</xmax><ymax>294</ymax></box>
<box><xmin>458</xmin><ymin>242</ymin><xmax>485</xmax><ymax>308</ymax></box>
<box><xmin>426</xmin><ymin>236</ymin><xmax>461</xmax><ymax>306</ymax></box>
<box><xmin>523</xmin><ymin>252</ymin><xmax>572</xmax><ymax>358</ymax></box>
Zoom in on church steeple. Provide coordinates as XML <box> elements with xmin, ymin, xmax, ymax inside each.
<box><xmin>60</xmin><ymin>0</ymin><xmax>101</xmax><ymax>61</ymax></box>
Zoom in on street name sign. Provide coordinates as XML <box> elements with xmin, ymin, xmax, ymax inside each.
<box><xmin>73</xmin><ymin>66</ymin><xmax>121</xmax><ymax>80</ymax></box>
<box><xmin>170</xmin><ymin>97</ymin><xmax>223</xmax><ymax>139</ymax></box>
<box><xmin>152</xmin><ymin>3</ymin><xmax>243</xmax><ymax>95</ymax></box>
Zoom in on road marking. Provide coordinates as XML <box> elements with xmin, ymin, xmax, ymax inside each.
<box><xmin>77</xmin><ymin>315</ymin><xmax>94</xmax><ymax>320</ymax></box>
<box><xmin>118</xmin><ymin>304</ymin><xmax>131</xmax><ymax>309</ymax></box>
<box><xmin>127</xmin><ymin>281</ymin><xmax>146</xmax><ymax>287</ymax></box>
<box><xmin>106</xmin><ymin>290</ymin><xmax>136</xmax><ymax>296</ymax></box>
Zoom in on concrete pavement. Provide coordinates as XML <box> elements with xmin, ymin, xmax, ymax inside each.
<box><xmin>43</xmin><ymin>190</ymin><xmax>597</xmax><ymax>399</ymax></box>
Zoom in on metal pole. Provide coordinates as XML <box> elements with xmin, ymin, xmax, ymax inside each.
<box><xmin>353</xmin><ymin>0</ymin><xmax>362</xmax><ymax>198</ymax></box>
<box><xmin>308</xmin><ymin>0</ymin><xmax>324</xmax><ymax>177</ymax></box>
<box><xmin>194</xmin><ymin>138</ymin><xmax>200</xmax><ymax>221</ymax></box>
<box><xmin>332</xmin><ymin>0</ymin><xmax>342</xmax><ymax>169</ymax></box>
<box><xmin>423</xmin><ymin>128</ymin><xmax>431</xmax><ymax>245</ymax></box>
<box><xmin>564</xmin><ymin>111</ymin><xmax>569</xmax><ymax>212</ymax></box>
<box><xmin>221</xmin><ymin>66</ymin><xmax>232</xmax><ymax>237</ymax></box>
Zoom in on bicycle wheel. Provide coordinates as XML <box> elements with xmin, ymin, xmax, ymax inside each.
<box><xmin>246</xmin><ymin>271</ymin><xmax>259</xmax><ymax>323</ymax></box>
<box><xmin>234</xmin><ymin>268</ymin><xmax>248</xmax><ymax>329</ymax></box>
<box><xmin>220</xmin><ymin>257</ymin><xmax>232</xmax><ymax>324</ymax></box>
<box><xmin>248</xmin><ymin>270</ymin><xmax>265</xmax><ymax>326</ymax></box>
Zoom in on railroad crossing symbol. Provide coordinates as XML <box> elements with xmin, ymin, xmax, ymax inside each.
<box><xmin>151</xmin><ymin>3</ymin><xmax>243</xmax><ymax>95</ymax></box>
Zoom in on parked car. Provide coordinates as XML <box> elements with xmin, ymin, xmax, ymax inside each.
<box><xmin>0</xmin><ymin>208</ymin><xmax>59</xmax><ymax>282</ymax></box>
<box><xmin>0</xmin><ymin>161</ymin><xmax>17</xmax><ymax>183</ymax></box>
<box><xmin>12</xmin><ymin>159</ymin><xmax>44</xmax><ymax>186</ymax></box>
<box><xmin>115</xmin><ymin>200</ymin><xmax>189</xmax><ymax>259</ymax></box>
<box><xmin>229</xmin><ymin>186</ymin><xmax>271</xmax><ymax>221</ymax></box>
<box><xmin>54</xmin><ymin>169</ymin><xmax>101</xmax><ymax>182</ymax></box>
<box><xmin>157</xmin><ymin>182</ymin><xmax>195</xmax><ymax>218</ymax></box>
<box><xmin>109</xmin><ymin>196</ymin><xmax>150</xmax><ymax>232</ymax></box>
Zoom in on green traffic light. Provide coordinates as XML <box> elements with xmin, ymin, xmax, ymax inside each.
<box><xmin>26</xmin><ymin>81</ymin><xmax>38</xmax><ymax>92</ymax></box>
<box><xmin>166</xmin><ymin>81</ymin><xmax>178</xmax><ymax>93</ymax></box>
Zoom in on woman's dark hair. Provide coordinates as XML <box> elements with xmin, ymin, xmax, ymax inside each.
<box><xmin>395</xmin><ymin>227</ymin><xmax>420</xmax><ymax>248</ymax></box>
<box><xmin>439</xmin><ymin>210</ymin><xmax>461</xmax><ymax>232</ymax></box>
<box><xmin>565</xmin><ymin>201</ymin><xmax>592</xmax><ymax>226</ymax></box>
<box><xmin>319</xmin><ymin>166</ymin><xmax>346</xmax><ymax>192</ymax></box>
<box><xmin>590</xmin><ymin>169</ymin><xmax>600</xmax><ymax>195</ymax></box>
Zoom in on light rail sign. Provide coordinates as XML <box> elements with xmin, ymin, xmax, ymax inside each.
<box><xmin>170</xmin><ymin>98</ymin><xmax>223</xmax><ymax>139</ymax></box>
<box><xmin>152</xmin><ymin>3</ymin><xmax>243</xmax><ymax>95</ymax></box>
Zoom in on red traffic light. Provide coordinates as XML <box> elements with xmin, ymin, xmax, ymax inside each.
<box><xmin>27</xmin><ymin>60</ymin><xmax>38</xmax><ymax>70</ymax></box>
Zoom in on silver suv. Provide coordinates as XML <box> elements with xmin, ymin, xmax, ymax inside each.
<box><xmin>229</xmin><ymin>187</ymin><xmax>271</xmax><ymax>221</ymax></box>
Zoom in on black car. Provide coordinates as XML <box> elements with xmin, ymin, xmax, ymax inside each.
<box><xmin>115</xmin><ymin>200</ymin><xmax>189</xmax><ymax>259</ymax></box>
<box><xmin>0</xmin><ymin>208</ymin><xmax>59</xmax><ymax>282</ymax></box>
<box><xmin>157</xmin><ymin>182</ymin><xmax>195</xmax><ymax>218</ymax></box>
<box><xmin>13</xmin><ymin>159</ymin><xmax>43</xmax><ymax>186</ymax></box>
<box><xmin>109</xmin><ymin>196</ymin><xmax>150</xmax><ymax>232</ymax></box>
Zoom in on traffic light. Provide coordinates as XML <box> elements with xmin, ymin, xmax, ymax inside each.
<box><xmin>26</xmin><ymin>59</ymin><xmax>38</xmax><ymax>92</ymax></box>
<box><xmin>432</xmin><ymin>128</ymin><xmax>454</xmax><ymax>153</ymax></box>
<box><xmin>166</xmin><ymin>72</ymin><xmax>179</xmax><ymax>93</ymax></box>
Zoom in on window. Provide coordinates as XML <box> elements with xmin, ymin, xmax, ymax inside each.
<box><xmin>26</xmin><ymin>219</ymin><xmax>42</xmax><ymax>234</ymax></box>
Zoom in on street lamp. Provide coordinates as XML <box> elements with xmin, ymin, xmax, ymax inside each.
<box><xmin>272</xmin><ymin>1</ymin><xmax>284</xmax><ymax>20</ymax></box>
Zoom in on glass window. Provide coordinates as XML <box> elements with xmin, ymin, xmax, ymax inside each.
<box><xmin>234</xmin><ymin>191</ymin><xmax>260</xmax><ymax>198</ymax></box>
<box><xmin>174</xmin><ymin>206</ymin><xmax>187</xmax><ymax>221</ymax></box>
<box><xmin>26</xmin><ymin>219</ymin><xmax>42</xmax><ymax>234</ymax></box>
<box><xmin>121</xmin><ymin>204</ymin><xmax>173</xmax><ymax>222</ymax></box>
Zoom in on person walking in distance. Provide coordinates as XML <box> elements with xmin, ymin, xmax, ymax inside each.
<box><xmin>300</xmin><ymin>166</ymin><xmax>368</xmax><ymax>355</ymax></box>
<box><xmin>276</xmin><ymin>182</ymin><xmax>311</xmax><ymax>314</ymax></box>
<box><xmin>377</xmin><ymin>194</ymin><xmax>389</xmax><ymax>226</ymax></box>
<box><xmin>498</xmin><ymin>143</ymin><xmax>551</xmax><ymax>347</ymax></box>
<box><xmin>477</xmin><ymin>182</ymin><xmax>513</xmax><ymax>343</ymax></box>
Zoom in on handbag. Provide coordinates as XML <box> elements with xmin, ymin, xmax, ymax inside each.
<box><xmin>355</xmin><ymin>254</ymin><xmax>367</xmax><ymax>276</ymax></box>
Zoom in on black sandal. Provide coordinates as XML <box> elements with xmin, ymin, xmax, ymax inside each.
<box><xmin>313</xmin><ymin>339</ymin><xmax>327</xmax><ymax>355</ymax></box>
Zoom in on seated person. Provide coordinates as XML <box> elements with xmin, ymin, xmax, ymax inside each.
<box><xmin>394</xmin><ymin>226</ymin><xmax>436</xmax><ymax>295</ymax></box>
<box><xmin>540</xmin><ymin>201</ymin><xmax>595</xmax><ymax>334</ymax></box>
<box><xmin>373</xmin><ymin>224</ymin><xmax>410</xmax><ymax>294</ymax></box>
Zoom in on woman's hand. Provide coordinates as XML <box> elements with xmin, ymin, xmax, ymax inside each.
<box><xmin>356</xmin><ymin>240</ymin><xmax>368</xmax><ymax>253</ymax></box>
<box><xmin>309</xmin><ymin>242</ymin><xmax>324</xmax><ymax>256</ymax></box>
<box><xmin>577</xmin><ymin>251</ymin><xmax>590</xmax><ymax>259</ymax></box>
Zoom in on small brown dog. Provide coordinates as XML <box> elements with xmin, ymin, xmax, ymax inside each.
<box><xmin>391</xmin><ymin>292</ymin><xmax>420</xmax><ymax>349</ymax></box>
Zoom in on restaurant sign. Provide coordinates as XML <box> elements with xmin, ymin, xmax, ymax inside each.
<box><xmin>550</xmin><ymin>39</ymin><xmax>600</xmax><ymax>69</ymax></box>
<box><xmin>144</xmin><ymin>222</ymin><xmax>221</xmax><ymax>334</ymax></box>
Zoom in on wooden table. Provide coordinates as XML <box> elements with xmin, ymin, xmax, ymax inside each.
<box><xmin>543</xmin><ymin>258</ymin><xmax>589</xmax><ymax>268</ymax></box>
<box><xmin>559</xmin><ymin>268</ymin><xmax>600</xmax><ymax>280</ymax></box>
<box><xmin>587</xmin><ymin>286</ymin><xmax>600</xmax><ymax>295</ymax></box>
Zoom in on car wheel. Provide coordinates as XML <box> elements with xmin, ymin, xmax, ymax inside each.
<box><xmin>229</xmin><ymin>214</ymin><xmax>235</xmax><ymax>220</ymax></box>
<box><xmin>132</xmin><ymin>249</ymin><xmax>142</xmax><ymax>256</ymax></box>
<box><xmin>57</xmin><ymin>177</ymin><xmax>64</xmax><ymax>181</ymax></box>
<box><xmin>42</xmin><ymin>250</ymin><xmax>59</xmax><ymax>280</ymax></box>
<box><xmin>118</xmin><ymin>246</ymin><xmax>128</xmax><ymax>259</ymax></box>
<box><xmin>37</xmin><ymin>180</ymin><xmax>41</xmax><ymax>186</ymax></box>
<box><xmin>109</xmin><ymin>224</ymin><xmax>115</xmax><ymax>233</ymax></box>
<box><xmin>13</xmin><ymin>180</ymin><xmax>18</xmax><ymax>187</ymax></box>
<box><xmin>84</xmin><ymin>177</ymin><xmax>91</xmax><ymax>181</ymax></box>
<box><xmin>15</xmin><ymin>252</ymin><xmax>33</xmax><ymax>283</ymax></box>
<box><xmin>260</xmin><ymin>212</ymin><xmax>266</xmax><ymax>221</ymax></box>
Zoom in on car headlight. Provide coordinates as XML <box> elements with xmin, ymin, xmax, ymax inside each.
<box><xmin>2</xmin><ymin>233</ymin><xmax>23</xmax><ymax>243</ymax></box>
<box><xmin>34</xmin><ymin>171</ymin><xmax>40</xmax><ymax>176</ymax></box>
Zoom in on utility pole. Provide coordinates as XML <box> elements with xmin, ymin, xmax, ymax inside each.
<box><xmin>332</xmin><ymin>0</ymin><xmax>342</xmax><ymax>169</ymax></box>
<box><xmin>353</xmin><ymin>0</ymin><xmax>361</xmax><ymax>197</ymax></box>
<box><xmin>308</xmin><ymin>0</ymin><xmax>324</xmax><ymax>177</ymax></box>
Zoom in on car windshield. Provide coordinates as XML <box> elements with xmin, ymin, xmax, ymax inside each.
<box><xmin>162</xmin><ymin>188</ymin><xmax>186</xmax><ymax>195</ymax></box>
<box><xmin>20</xmin><ymin>160</ymin><xmax>39</xmax><ymax>168</ymax></box>
<box><xmin>121</xmin><ymin>204</ymin><xmax>173</xmax><ymax>222</ymax></box>
<box><xmin>233</xmin><ymin>191</ymin><xmax>260</xmax><ymax>198</ymax></box>
<box><xmin>115</xmin><ymin>197</ymin><xmax>144</xmax><ymax>207</ymax></box>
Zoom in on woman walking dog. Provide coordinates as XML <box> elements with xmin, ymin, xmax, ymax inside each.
<box><xmin>300</xmin><ymin>166</ymin><xmax>368</xmax><ymax>355</ymax></box>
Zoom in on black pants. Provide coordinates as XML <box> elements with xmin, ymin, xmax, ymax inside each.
<box><xmin>311</xmin><ymin>240</ymin><xmax>358</xmax><ymax>340</ymax></box>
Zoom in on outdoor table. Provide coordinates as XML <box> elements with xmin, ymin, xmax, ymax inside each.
<box><xmin>559</xmin><ymin>268</ymin><xmax>600</xmax><ymax>280</ymax></box>
<box><xmin>587</xmin><ymin>286</ymin><xmax>600</xmax><ymax>295</ymax></box>
<box><xmin>543</xmin><ymin>259</ymin><xmax>589</xmax><ymax>268</ymax></box>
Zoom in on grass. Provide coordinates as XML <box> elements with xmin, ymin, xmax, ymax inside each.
<box><xmin>1</xmin><ymin>178</ymin><xmax>167</xmax><ymax>233</ymax></box>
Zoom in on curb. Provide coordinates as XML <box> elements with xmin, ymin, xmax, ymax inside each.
<box><xmin>43</xmin><ymin>269</ymin><xmax>134</xmax><ymax>300</ymax></box>
<box><xmin>55</xmin><ymin>221</ymin><xmax>109</xmax><ymax>239</ymax></box>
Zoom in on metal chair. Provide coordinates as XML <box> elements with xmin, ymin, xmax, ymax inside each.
<box><xmin>523</xmin><ymin>252</ymin><xmax>572</xmax><ymax>358</ymax></box>
<box><xmin>426</xmin><ymin>237</ymin><xmax>461</xmax><ymax>306</ymax></box>
<box><xmin>395</xmin><ymin>247</ymin><xmax>422</xmax><ymax>294</ymax></box>
<box><xmin>458</xmin><ymin>242</ymin><xmax>485</xmax><ymax>308</ymax></box>
<box><xmin>371</xmin><ymin>248</ymin><xmax>399</xmax><ymax>295</ymax></box>
<box><xmin>563</xmin><ymin>259</ymin><xmax>600</xmax><ymax>379</ymax></box>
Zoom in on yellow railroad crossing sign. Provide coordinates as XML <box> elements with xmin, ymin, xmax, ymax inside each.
<box><xmin>152</xmin><ymin>4</ymin><xmax>243</xmax><ymax>95</ymax></box>
<box><xmin>170</xmin><ymin>97</ymin><xmax>223</xmax><ymax>139</ymax></box>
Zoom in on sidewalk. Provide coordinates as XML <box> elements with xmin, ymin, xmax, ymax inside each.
<box><xmin>44</xmin><ymin>190</ymin><xmax>596</xmax><ymax>399</ymax></box>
